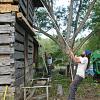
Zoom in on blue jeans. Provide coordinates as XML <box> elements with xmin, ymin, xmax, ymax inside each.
<box><xmin>68</xmin><ymin>75</ymin><xmax>83</xmax><ymax>100</ymax></box>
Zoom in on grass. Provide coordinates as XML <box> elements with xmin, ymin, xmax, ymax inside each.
<box><xmin>50</xmin><ymin>69</ymin><xmax>100</xmax><ymax>100</ymax></box>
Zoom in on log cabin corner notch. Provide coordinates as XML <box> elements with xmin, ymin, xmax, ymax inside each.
<box><xmin>0</xmin><ymin>0</ymin><xmax>43</xmax><ymax>100</ymax></box>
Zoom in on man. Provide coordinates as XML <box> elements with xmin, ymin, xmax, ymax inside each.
<box><xmin>47</xmin><ymin>53</ymin><xmax>53</xmax><ymax>76</ymax></box>
<box><xmin>68</xmin><ymin>50</ymin><xmax>92</xmax><ymax>100</ymax></box>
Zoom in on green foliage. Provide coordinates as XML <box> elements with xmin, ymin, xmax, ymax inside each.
<box><xmin>50</xmin><ymin>70</ymin><xmax>100</xmax><ymax>99</ymax></box>
<box><xmin>90</xmin><ymin>0</ymin><xmax>100</xmax><ymax>32</ymax></box>
<box><xmin>38</xmin><ymin>38</ymin><xmax>68</xmax><ymax>65</ymax></box>
<box><xmin>82</xmin><ymin>0</ymin><xmax>100</xmax><ymax>51</ymax></box>
<box><xmin>35</xmin><ymin>8</ymin><xmax>54</xmax><ymax>30</ymax></box>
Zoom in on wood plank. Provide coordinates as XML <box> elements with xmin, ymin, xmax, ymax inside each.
<box><xmin>0</xmin><ymin>24</ymin><xmax>15</xmax><ymax>34</ymax></box>
<box><xmin>0</xmin><ymin>45</ymin><xmax>14</xmax><ymax>54</ymax></box>
<box><xmin>15</xmin><ymin>42</ymin><xmax>24</xmax><ymax>51</ymax></box>
<box><xmin>15</xmin><ymin>51</ymin><xmax>24</xmax><ymax>60</ymax></box>
<box><xmin>25</xmin><ymin>72</ymin><xmax>31</xmax><ymax>83</ymax></box>
<box><xmin>28</xmin><ymin>34</ymin><xmax>33</xmax><ymax>42</ymax></box>
<box><xmin>0</xmin><ymin>0</ymin><xmax>13</xmax><ymax>2</ymax></box>
<box><xmin>15</xmin><ymin>31</ymin><xmax>24</xmax><ymax>42</ymax></box>
<box><xmin>15</xmin><ymin>61</ymin><xmax>24</xmax><ymax>68</ymax></box>
<box><xmin>17</xmin><ymin>12</ymin><xmax>36</xmax><ymax>35</ymax></box>
<box><xmin>15</xmin><ymin>76</ymin><xmax>24</xmax><ymax>86</ymax></box>
<box><xmin>0</xmin><ymin>65</ymin><xmax>15</xmax><ymax>75</ymax></box>
<box><xmin>0</xmin><ymin>34</ymin><xmax>15</xmax><ymax>44</ymax></box>
<box><xmin>0</xmin><ymin>75</ymin><xmax>15</xmax><ymax>85</ymax></box>
<box><xmin>0</xmin><ymin>4</ymin><xmax>19</xmax><ymax>13</ymax></box>
<box><xmin>29</xmin><ymin>1</ymin><xmax>34</xmax><ymax>15</ymax></box>
<box><xmin>28</xmin><ymin>54</ymin><xmax>33</xmax><ymax>59</ymax></box>
<box><xmin>0</xmin><ymin>13</ymin><xmax>15</xmax><ymax>23</ymax></box>
<box><xmin>28</xmin><ymin>40</ymin><xmax>33</xmax><ymax>47</ymax></box>
<box><xmin>28</xmin><ymin>59</ymin><xmax>33</xmax><ymax>66</ymax></box>
<box><xmin>0</xmin><ymin>55</ymin><xmax>14</xmax><ymax>65</ymax></box>
<box><xmin>28</xmin><ymin>14</ymin><xmax>33</xmax><ymax>25</ymax></box>
<box><xmin>22</xmin><ymin>0</ymin><xmax>27</xmax><ymax>7</ymax></box>
<box><xmin>28</xmin><ymin>47</ymin><xmax>33</xmax><ymax>54</ymax></box>
<box><xmin>15</xmin><ymin>68</ymin><xmax>24</xmax><ymax>79</ymax></box>
<box><xmin>19</xmin><ymin>0</ymin><xmax>27</xmax><ymax>15</ymax></box>
<box><xmin>15</xmin><ymin>23</ymin><xmax>25</xmax><ymax>36</ymax></box>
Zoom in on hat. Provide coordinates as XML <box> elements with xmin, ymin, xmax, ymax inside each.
<box><xmin>85</xmin><ymin>50</ymin><xmax>92</xmax><ymax>55</ymax></box>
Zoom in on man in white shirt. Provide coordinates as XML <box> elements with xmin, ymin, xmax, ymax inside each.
<box><xmin>68</xmin><ymin>50</ymin><xmax>91</xmax><ymax>100</ymax></box>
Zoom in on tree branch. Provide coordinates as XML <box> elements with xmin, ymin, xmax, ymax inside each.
<box><xmin>74</xmin><ymin>32</ymin><xmax>94</xmax><ymax>53</ymax></box>
<box><xmin>71</xmin><ymin>0</ymin><xmax>96</xmax><ymax>47</ymax></box>
<box><xmin>40</xmin><ymin>0</ymin><xmax>60</xmax><ymax>31</ymax></box>
<box><xmin>40</xmin><ymin>0</ymin><xmax>71</xmax><ymax>52</ymax></box>
<box><xmin>66</xmin><ymin>0</ymin><xmax>73</xmax><ymax>39</ymax></box>
<box><xmin>33</xmin><ymin>25</ymin><xmax>59</xmax><ymax>45</ymax></box>
<box><xmin>74</xmin><ymin>0</ymin><xmax>82</xmax><ymax>33</ymax></box>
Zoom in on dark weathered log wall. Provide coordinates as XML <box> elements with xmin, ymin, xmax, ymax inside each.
<box><xmin>0</xmin><ymin>0</ymin><xmax>40</xmax><ymax>100</ymax></box>
<box><xmin>14</xmin><ymin>17</ymin><xmax>39</xmax><ymax>100</ymax></box>
<box><xmin>19</xmin><ymin>0</ymin><xmax>34</xmax><ymax>25</ymax></box>
<box><xmin>0</xmin><ymin>13</ymin><xmax>15</xmax><ymax>92</ymax></box>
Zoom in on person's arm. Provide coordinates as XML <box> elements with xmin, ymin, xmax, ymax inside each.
<box><xmin>69</xmin><ymin>51</ymin><xmax>81</xmax><ymax>63</ymax></box>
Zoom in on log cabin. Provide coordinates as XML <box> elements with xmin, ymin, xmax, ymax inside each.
<box><xmin>0</xmin><ymin>0</ymin><xmax>43</xmax><ymax>99</ymax></box>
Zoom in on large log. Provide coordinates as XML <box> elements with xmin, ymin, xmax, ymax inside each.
<box><xmin>28</xmin><ymin>47</ymin><xmax>33</xmax><ymax>54</ymax></box>
<box><xmin>0</xmin><ymin>75</ymin><xmax>15</xmax><ymax>85</ymax></box>
<box><xmin>28</xmin><ymin>40</ymin><xmax>33</xmax><ymax>47</ymax></box>
<box><xmin>0</xmin><ymin>65</ymin><xmax>15</xmax><ymax>75</ymax></box>
<box><xmin>0</xmin><ymin>0</ymin><xmax>13</xmax><ymax>3</ymax></box>
<box><xmin>17</xmin><ymin>12</ymin><xmax>35</xmax><ymax>35</ymax></box>
<box><xmin>15</xmin><ymin>31</ymin><xmax>24</xmax><ymax>42</ymax></box>
<box><xmin>0</xmin><ymin>55</ymin><xmax>14</xmax><ymax>65</ymax></box>
<box><xmin>28</xmin><ymin>54</ymin><xmax>33</xmax><ymax>59</ymax></box>
<box><xmin>0</xmin><ymin>45</ymin><xmax>14</xmax><ymax>54</ymax></box>
<box><xmin>15</xmin><ymin>42</ymin><xmax>24</xmax><ymax>51</ymax></box>
<box><xmin>15</xmin><ymin>76</ymin><xmax>24</xmax><ymax>86</ymax></box>
<box><xmin>0</xmin><ymin>4</ymin><xmax>18</xmax><ymax>13</ymax></box>
<box><xmin>28</xmin><ymin>59</ymin><xmax>33</xmax><ymax>66</ymax></box>
<box><xmin>15</xmin><ymin>61</ymin><xmax>24</xmax><ymax>68</ymax></box>
<box><xmin>0</xmin><ymin>13</ymin><xmax>15</xmax><ymax>23</ymax></box>
<box><xmin>0</xmin><ymin>34</ymin><xmax>15</xmax><ymax>44</ymax></box>
<box><xmin>19</xmin><ymin>0</ymin><xmax>27</xmax><ymax>15</ymax></box>
<box><xmin>15</xmin><ymin>23</ymin><xmax>25</xmax><ymax>36</ymax></box>
<box><xmin>15</xmin><ymin>68</ymin><xmax>24</xmax><ymax>79</ymax></box>
<box><xmin>0</xmin><ymin>24</ymin><xmax>15</xmax><ymax>34</ymax></box>
<box><xmin>14</xmin><ymin>51</ymin><xmax>24</xmax><ymax>60</ymax></box>
<box><xmin>28</xmin><ymin>34</ymin><xmax>33</xmax><ymax>42</ymax></box>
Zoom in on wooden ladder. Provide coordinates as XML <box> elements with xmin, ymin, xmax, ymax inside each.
<box><xmin>22</xmin><ymin>78</ymin><xmax>51</xmax><ymax>100</ymax></box>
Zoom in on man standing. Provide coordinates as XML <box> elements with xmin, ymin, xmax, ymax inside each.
<box><xmin>68</xmin><ymin>50</ymin><xmax>91</xmax><ymax>100</ymax></box>
<box><xmin>47</xmin><ymin>53</ymin><xmax>53</xmax><ymax>77</ymax></box>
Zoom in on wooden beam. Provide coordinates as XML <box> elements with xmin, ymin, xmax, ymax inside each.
<box><xmin>0</xmin><ymin>4</ymin><xmax>19</xmax><ymax>13</ymax></box>
<box><xmin>17</xmin><ymin>12</ymin><xmax>36</xmax><ymax>35</ymax></box>
<box><xmin>15</xmin><ymin>61</ymin><xmax>24</xmax><ymax>68</ymax></box>
<box><xmin>0</xmin><ymin>75</ymin><xmax>15</xmax><ymax>85</ymax></box>
<box><xmin>15</xmin><ymin>51</ymin><xmax>24</xmax><ymax>60</ymax></box>
<box><xmin>0</xmin><ymin>25</ymin><xmax>15</xmax><ymax>33</ymax></box>
<box><xmin>22</xmin><ymin>85</ymin><xmax>51</xmax><ymax>89</ymax></box>
<box><xmin>15</xmin><ymin>76</ymin><xmax>24</xmax><ymax>86</ymax></box>
<box><xmin>15</xmin><ymin>23</ymin><xmax>25</xmax><ymax>36</ymax></box>
<box><xmin>0</xmin><ymin>65</ymin><xmax>15</xmax><ymax>75</ymax></box>
<box><xmin>15</xmin><ymin>42</ymin><xmax>24</xmax><ymax>51</ymax></box>
<box><xmin>0</xmin><ymin>55</ymin><xmax>14</xmax><ymax>65</ymax></box>
<box><xmin>0</xmin><ymin>45</ymin><xmax>14</xmax><ymax>54</ymax></box>
<box><xmin>15</xmin><ymin>31</ymin><xmax>24</xmax><ymax>42</ymax></box>
<box><xmin>0</xmin><ymin>0</ymin><xmax>13</xmax><ymax>3</ymax></box>
<box><xmin>15</xmin><ymin>68</ymin><xmax>24</xmax><ymax>79</ymax></box>
<box><xmin>0</xmin><ymin>34</ymin><xmax>15</xmax><ymax>44</ymax></box>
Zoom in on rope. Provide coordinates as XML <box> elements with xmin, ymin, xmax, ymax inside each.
<box><xmin>3</xmin><ymin>85</ymin><xmax>8</xmax><ymax>100</ymax></box>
